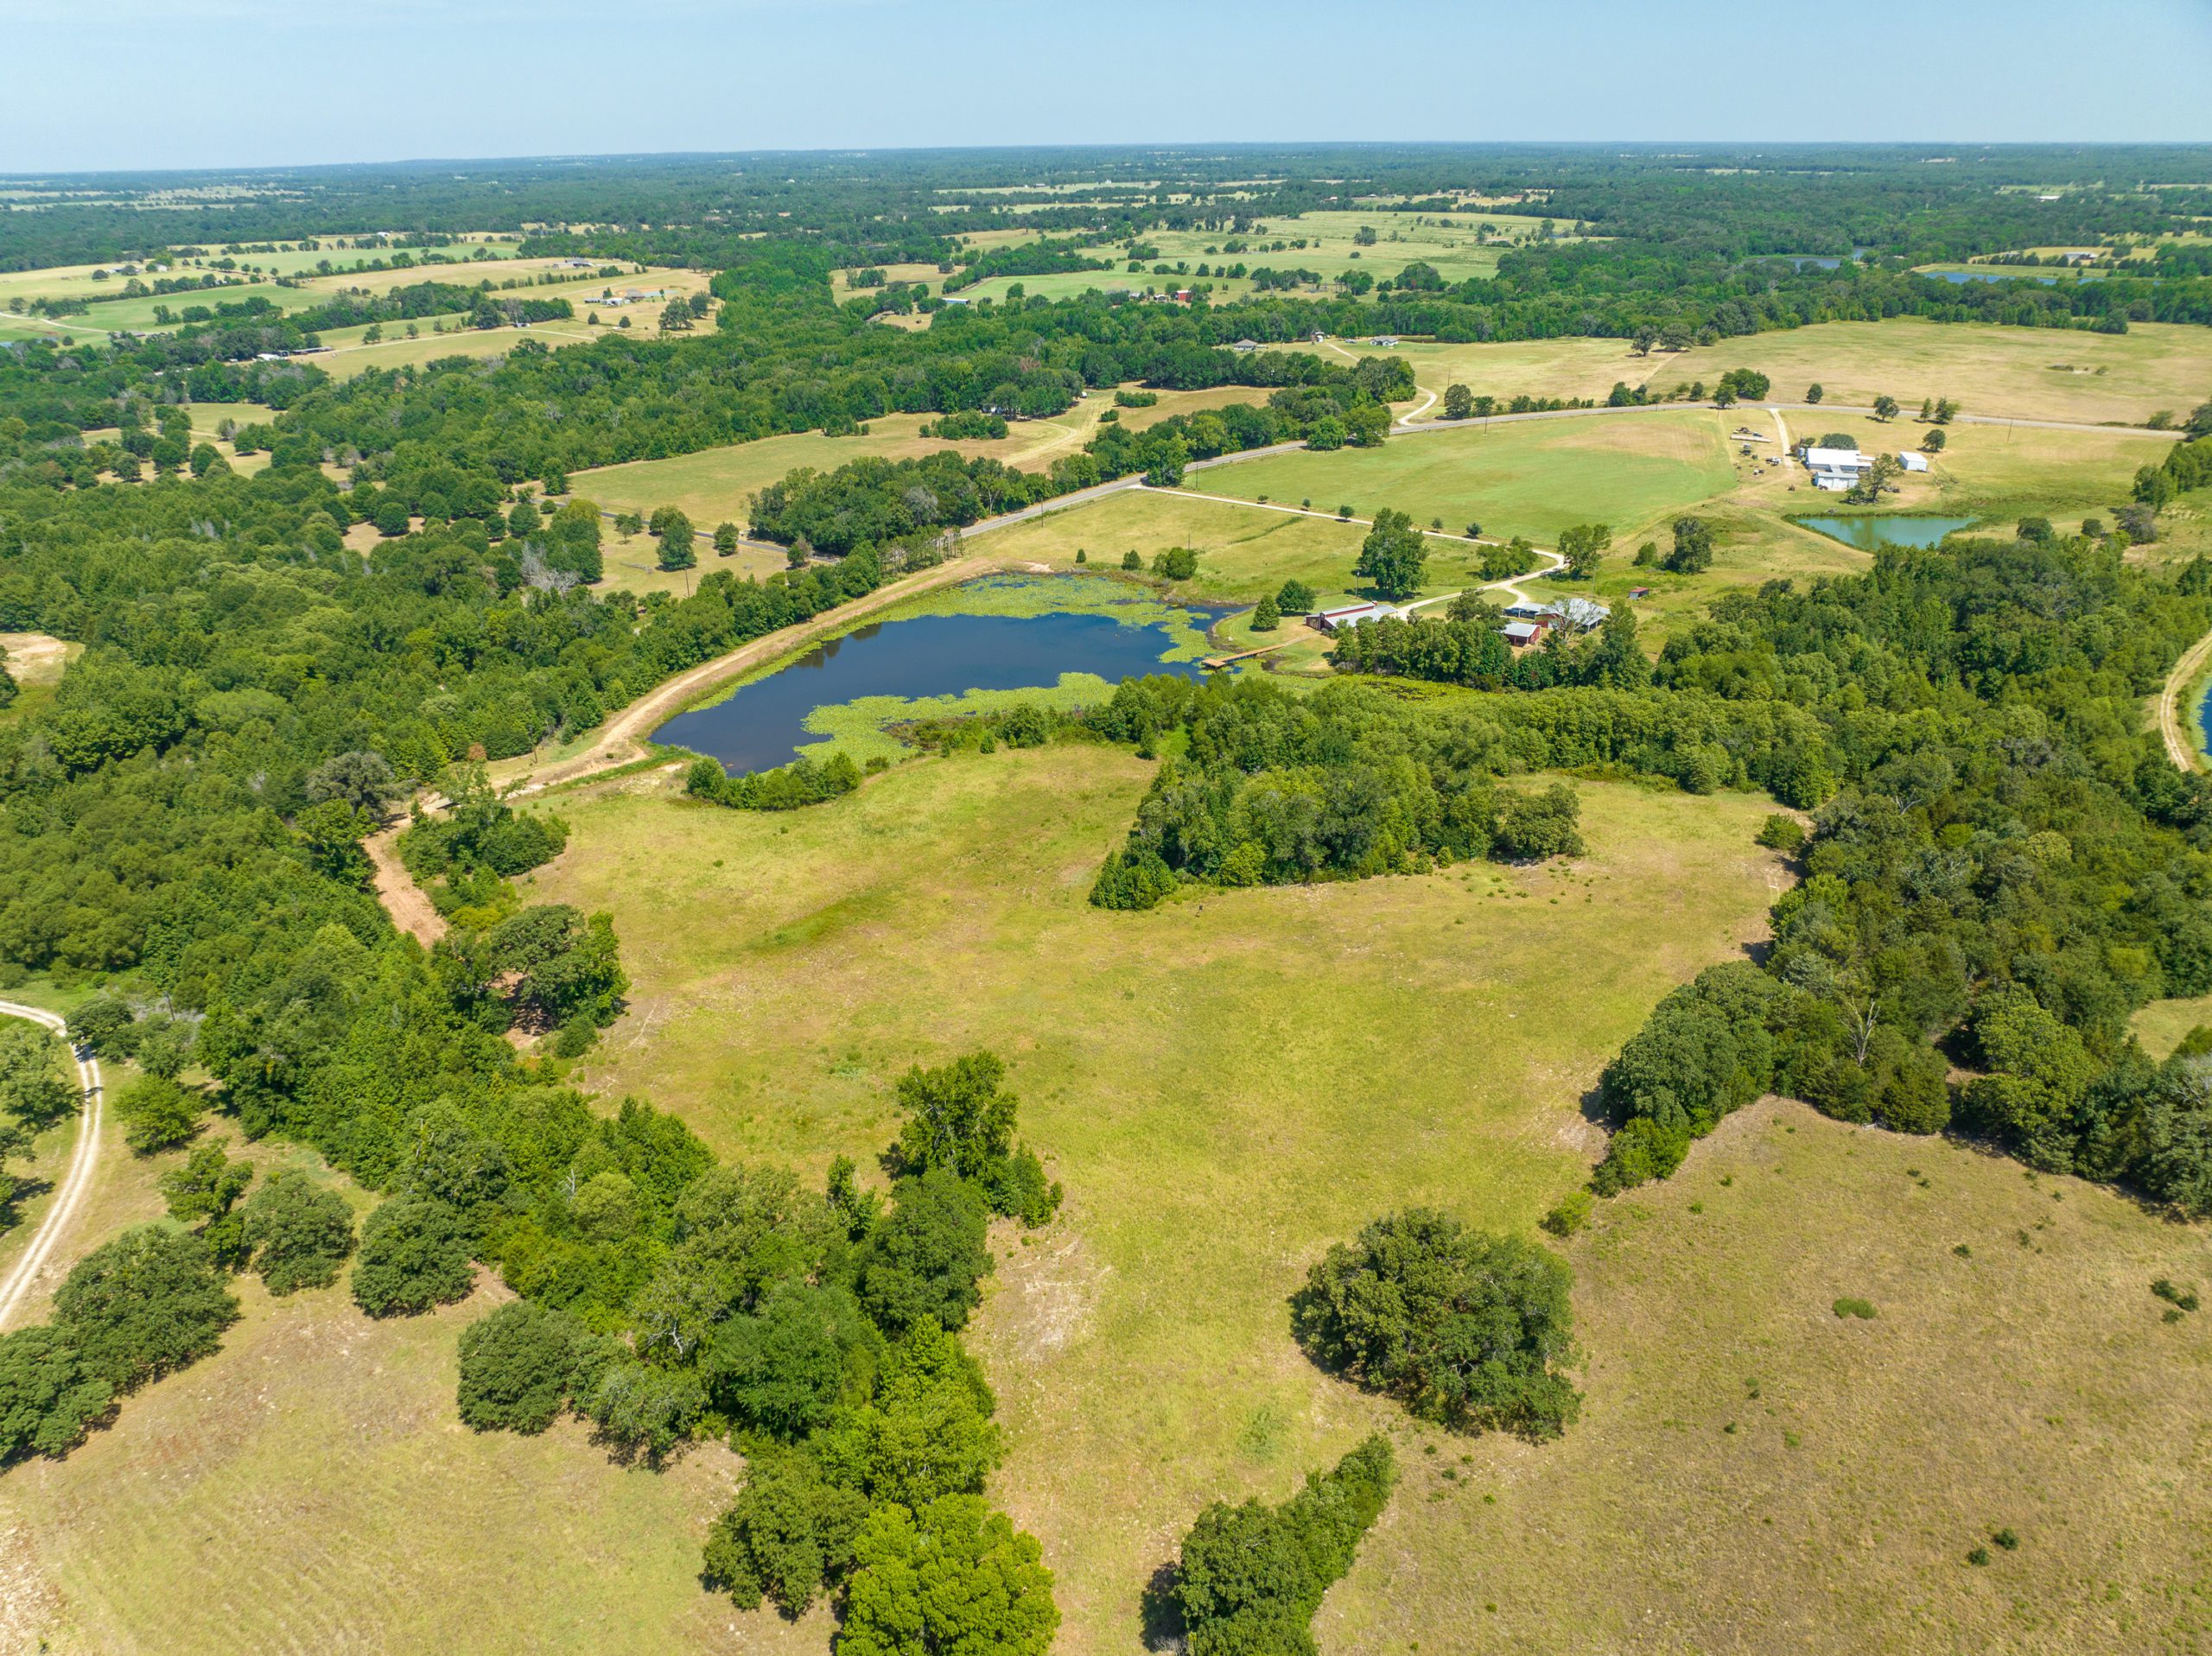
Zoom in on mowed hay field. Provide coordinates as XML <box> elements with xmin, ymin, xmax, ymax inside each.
<box><xmin>0</xmin><ymin>1278</ymin><xmax>791</xmax><ymax>1655</ymax></box>
<box><xmin>1325</xmin><ymin>1100</ymin><xmax>2212</xmax><ymax>1656</ymax></box>
<box><xmin>1211</xmin><ymin>408</ymin><xmax>1739</xmax><ymax>547</ymax></box>
<box><xmin>528</xmin><ymin>748</ymin><xmax>1790</xmax><ymax>1651</ymax></box>
<box><xmin>1658</xmin><ymin>318</ymin><xmax>2212</xmax><ymax>426</ymax></box>
<box><xmin>1305</xmin><ymin>319</ymin><xmax>2212</xmax><ymax>428</ymax></box>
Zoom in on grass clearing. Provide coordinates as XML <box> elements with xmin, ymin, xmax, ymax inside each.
<box><xmin>1325</xmin><ymin>1099</ymin><xmax>2212</xmax><ymax>1654</ymax></box>
<box><xmin>596</xmin><ymin>526</ymin><xmax>788</xmax><ymax>599</ymax></box>
<box><xmin>972</xmin><ymin>486</ymin><xmax>1391</xmax><ymax>608</ymax></box>
<box><xmin>1211</xmin><ymin>409</ymin><xmax>1739</xmax><ymax>548</ymax></box>
<box><xmin>525</xmin><ymin>747</ymin><xmax>1787</xmax><ymax>1652</ymax></box>
<box><xmin>2131</xmin><ymin>993</ymin><xmax>2212</xmax><ymax>1059</ymax></box>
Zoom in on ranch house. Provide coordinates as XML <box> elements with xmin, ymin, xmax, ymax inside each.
<box><xmin>1802</xmin><ymin>446</ymin><xmax>1875</xmax><ymax>491</ymax></box>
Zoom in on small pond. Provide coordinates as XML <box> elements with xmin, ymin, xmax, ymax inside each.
<box><xmin>657</xmin><ymin>583</ymin><xmax>1217</xmax><ymax>775</ymax></box>
<box><xmin>2197</xmin><ymin>679</ymin><xmax>2212</xmax><ymax>766</ymax></box>
<box><xmin>1796</xmin><ymin>515</ymin><xmax>1979</xmax><ymax>552</ymax></box>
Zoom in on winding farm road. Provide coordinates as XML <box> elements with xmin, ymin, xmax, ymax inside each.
<box><xmin>0</xmin><ymin>1003</ymin><xmax>103</xmax><ymax>1332</ymax></box>
<box><xmin>2158</xmin><ymin>627</ymin><xmax>2212</xmax><ymax>772</ymax></box>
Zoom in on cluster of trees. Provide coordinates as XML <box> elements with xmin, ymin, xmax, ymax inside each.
<box><xmin>0</xmin><ymin>1225</ymin><xmax>238</xmax><ymax>1462</ymax></box>
<box><xmin>938</xmin><ymin>235</ymin><xmax>1111</xmax><ymax>294</ymax></box>
<box><xmin>1293</xmin><ymin>1209</ymin><xmax>1580</xmax><ymax>1439</ymax></box>
<box><xmin>1329</xmin><ymin>605</ymin><xmax>1653</xmax><ymax>693</ymax></box>
<box><xmin>1085</xmin><ymin>676</ymin><xmax>1605</xmax><ymax>909</ymax></box>
<box><xmin>1166</xmin><ymin>1436</ymin><xmax>1396</xmax><ymax>1656</ymax></box>
<box><xmin>450</xmin><ymin>1050</ymin><xmax>1062</xmax><ymax>1642</ymax></box>
<box><xmin>1587</xmin><ymin>530</ymin><xmax>2212</xmax><ymax>1208</ymax></box>
<box><xmin>683</xmin><ymin>751</ymin><xmax>861</xmax><ymax>811</ymax></box>
<box><xmin>748</xmin><ymin>384</ymin><xmax>1395</xmax><ymax>557</ymax></box>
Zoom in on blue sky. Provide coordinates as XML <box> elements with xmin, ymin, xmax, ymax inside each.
<box><xmin>0</xmin><ymin>0</ymin><xmax>2207</xmax><ymax>173</ymax></box>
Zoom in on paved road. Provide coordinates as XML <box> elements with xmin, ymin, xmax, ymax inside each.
<box><xmin>0</xmin><ymin>1002</ymin><xmax>103</xmax><ymax>1332</ymax></box>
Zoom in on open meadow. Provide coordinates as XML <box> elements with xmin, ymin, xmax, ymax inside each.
<box><xmin>570</xmin><ymin>387</ymin><xmax>1273</xmax><ymax>525</ymax></box>
<box><xmin>1322</xmin><ymin>318</ymin><xmax>2212</xmax><ymax>429</ymax></box>
<box><xmin>1212</xmin><ymin>407</ymin><xmax>1739</xmax><ymax>547</ymax></box>
<box><xmin>1657</xmin><ymin>319</ymin><xmax>2212</xmax><ymax>427</ymax></box>
<box><xmin>1325</xmin><ymin>1098</ymin><xmax>2212</xmax><ymax>1655</ymax></box>
<box><xmin>524</xmin><ymin>746</ymin><xmax>1789</xmax><ymax>1653</ymax></box>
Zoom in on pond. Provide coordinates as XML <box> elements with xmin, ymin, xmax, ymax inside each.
<box><xmin>1796</xmin><ymin>515</ymin><xmax>1979</xmax><ymax>552</ymax></box>
<box><xmin>656</xmin><ymin>581</ymin><xmax>1218</xmax><ymax>775</ymax></box>
<box><xmin>2198</xmin><ymin>679</ymin><xmax>2212</xmax><ymax>766</ymax></box>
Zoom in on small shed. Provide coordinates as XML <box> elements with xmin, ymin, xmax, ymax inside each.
<box><xmin>1501</xmin><ymin>620</ymin><xmax>1544</xmax><ymax>646</ymax></box>
<box><xmin>1898</xmin><ymin>450</ymin><xmax>1929</xmax><ymax>473</ymax></box>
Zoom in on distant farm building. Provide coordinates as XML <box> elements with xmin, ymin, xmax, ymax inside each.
<box><xmin>1898</xmin><ymin>450</ymin><xmax>1929</xmax><ymax>472</ymax></box>
<box><xmin>1501</xmin><ymin>620</ymin><xmax>1545</xmax><ymax>647</ymax></box>
<box><xmin>1538</xmin><ymin>597</ymin><xmax>1611</xmax><ymax>631</ymax></box>
<box><xmin>1310</xmin><ymin>601</ymin><xmax>1394</xmax><ymax>632</ymax></box>
<box><xmin>1802</xmin><ymin>446</ymin><xmax>1876</xmax><ymax>491</ymax></box>
<box><xmin>1230</xmin><ymin>338</ymin><xmax>1261</xmax><ymax>353</ymax></box>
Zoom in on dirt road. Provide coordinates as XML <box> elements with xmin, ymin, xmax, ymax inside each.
<box><xmin>2158</xmin><ymin>627</ymin><xmax>2212</xmax><ymax>772</ymax></box>
<box><xmin>0</xmin><ymin>1002</ymin><xmax>103</xmax><ymax>1331</ymax></box>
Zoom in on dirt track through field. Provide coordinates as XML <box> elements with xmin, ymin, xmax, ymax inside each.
<box><xmin>0</xmin><ymin>1002</ymin><xmax>104</xmax><ymax>1331</ymax></box>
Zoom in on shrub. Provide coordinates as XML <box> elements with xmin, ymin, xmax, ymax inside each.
<box><xmin>239</xmin><ymin>1172</ymin><xmax>356</xmax><ymax>1295</ymax></box>
<box><xmin>1292</xmin><ymin>1210</ymin><xmax>1580</xmax><ymax>1439</ymax></box>
<box><xmin>1540</xmin><ymin>1191</ymin><xmax>1592</xmax><ymax>1239</ymax></box>
<box><xmin>351</xmin><ymin>1196</ymin><xmax>475</xmax><ymax>1317</ymax></box>
<box><xmin>1756</xmin><ymin>814</ymin><xmax>1806</xmax><ymax>851</ymax></box>
<box><xmin>1832</xmin><ymin>1297</ymin><xmax>1877</xmax><ymax>1319</ymax></box>
<box><xmin>456</xmin><ymin>1300</ymin><xmax>609</xmax><ymax>1433</ymax></box>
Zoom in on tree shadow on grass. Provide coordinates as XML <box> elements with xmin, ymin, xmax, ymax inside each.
<box><xmin>1137</xmin><ymin>1558</ymin><xmax>1185</xmax><ymax>1653</ymax></box>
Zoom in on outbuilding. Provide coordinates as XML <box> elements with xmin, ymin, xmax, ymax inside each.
<box><xmin>1310</xmin><ymin>601</ymin><xmax>1393</xmax><ymax>632</ymax></box>
<box><xmin>1898</xmin><ymin>450</ymin><xmax>1929</xmax><ymax>473</ymax></box>
<box><xmin>1501</xmin><ymin>620</ymin><xmax>1545</xmax><ymax>647</ymax></box>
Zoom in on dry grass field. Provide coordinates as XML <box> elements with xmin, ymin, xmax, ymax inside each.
<box><xmin>1305</xmin><ymin>318</ymin><xmax>2212</xmax><ymax>429</ymax></box>
<box><xmin>1656</xmin><ymin>319</ymin><xmax>2212</xmax><ymax>427</ymax></box>
<box><xmin>1324</xmin><ymin>1099</ymin><xmax>2212</xmax><ymax>1656</ymax></box>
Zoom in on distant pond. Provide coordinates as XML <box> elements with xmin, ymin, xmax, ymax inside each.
<box><xmin>656</xmin><ymin>582</ymin><xmax>1219</xmax><ymax>775</ymax></box>
<box><xmin>1796</xmin><ymin>515</ymin><xmax>1979</xmax><ymax>552</ymax></box>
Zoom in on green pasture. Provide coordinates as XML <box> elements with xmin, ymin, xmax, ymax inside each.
<box><xmin>1208</xmin><ymin>409</ymin><xmax>1739</xmax><ymax>548</ymax></box>
<box><xmin>527</xmin><ymin>749</ymin><xmax>1789</xmax><ymax>1653</ymax></box>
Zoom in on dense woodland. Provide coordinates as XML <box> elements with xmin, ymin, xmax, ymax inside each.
<box><xmin>6</xmin><ymin>144</ymin><xmax>2212</xmax><ymax>1642</ymax></box>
